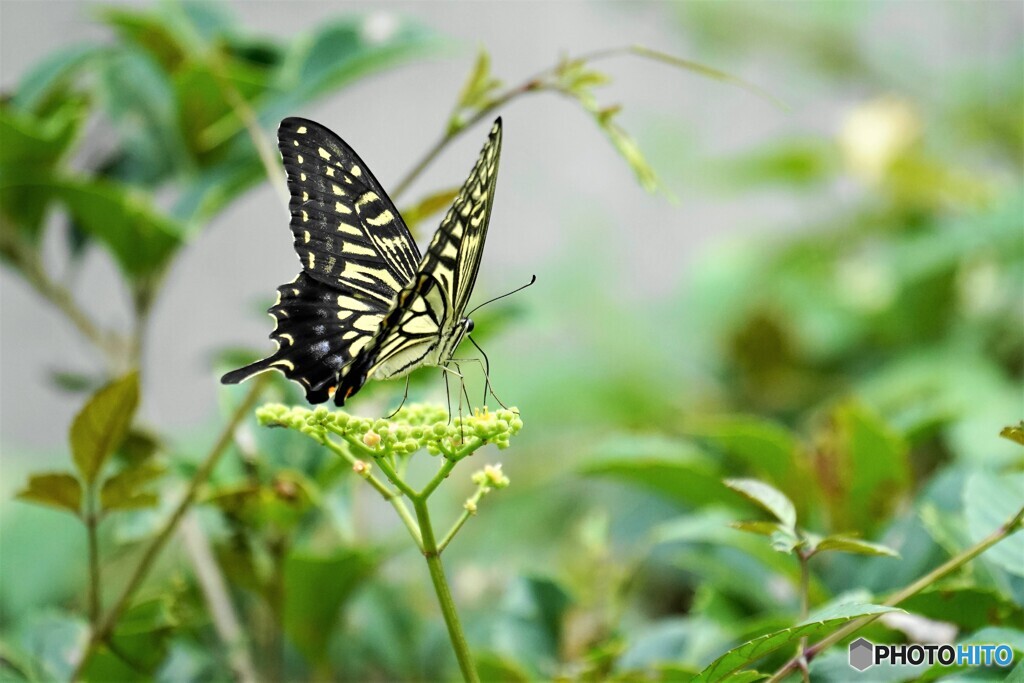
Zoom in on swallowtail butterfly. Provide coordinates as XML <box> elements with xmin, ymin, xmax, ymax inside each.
<box><xmin>222</xmin><ymin>117</ymin><xmax>502</xmax><ymax>406</ymax></box>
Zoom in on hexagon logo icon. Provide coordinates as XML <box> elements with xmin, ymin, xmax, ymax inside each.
<box><xmin>849</xmin><ymin>637</ymin><xmax>875</xmax><ymax>671</ymax></box>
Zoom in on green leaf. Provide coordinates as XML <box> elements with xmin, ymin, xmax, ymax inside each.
<box><xmin>694</xmin><ymin>604</ymin><xmax>899</xmax><ymax>683</ymax></box>
<box><xmin>92</xmin><ymin>47</ymin><xmax>192</xmax><ymax>185</ymax></box>
<box><xmin>596</xmin><ymin>113</ymin><xmax>663</xmax><ymax>195</ymax></box>
<box><xmin>400</xmin><ymin>186</ymin><xmax>460</xmax><ymax>233</ymax></box>
<box><xmin>582</xmin><ymin>436</ymin><xmax>735</xmax><ymax>509</ymax></box>
<box><xmin>812</xmin><ymin>535</ymin><xmax>899</xmax><ymax>558</ymax></box>
<box><xmin>11</xmin><ymin>44</ymin><xmax>102</xmax><ymax>114</ymax></box>
<box><xmin>1001</xmin><ymin>422</ymin><xmax>1024</xmax><ymax>446</ymax></box>
<box><xmin>450</xmin><ymin>48</ymin><xmax>503</xmax><ymax>129</ymax></box>
<box><xmin>81</xmin><ymin>596</ymin><xmax>178</xmax><ymax>681</ymax></box>
<box><xmin>52</xmin><ymin>176</ymin><xmax>184</xmax><ymax>277</ymax></box>
<box><xmin>963</xmin><ymin>472</ymin><xmax>1024</xmax><ymax>577</ymax></box>
<box><xmin>474</xmin><ymin>651</ymin><xmax>531</xmax><ymax>683</ymax></box>
<box><xmin>16</xmin><ymin>473</ymin><xmax>83</xmax><ymax>516</ymax></box>
<box><xmin>70</xmin><ymin>371</ymin><xmax>139</xmax><ymax>484</ymax></box>
<box><xmin>686</xmin><ymin>415</ymin><xmax>809</xmax><ymax>503</ymax></box>
<box><xmin>100</xmin><ymin>462</ymin><xmax>165</xmax><ymax>512</ymax></box>
<box><xmin>901</xmin><ymin>585</ymin><xmax>1024</xmax><ymax>631</ymax></box>
<box><xmin>283</xmin><ymin>549</ymin><xmax>378</xmax><ymax>665</ymax></box>
<box><xmin>730</xmin><ymin>521</ymin><xmax>785</xmax><ymax>537</ymax></box>
<box><xmin>821</xmin><ymin>401</ymin><xmax>911</xmax><ymax>536</ymax></box>
<box><xmin>724</xmin><ymin>479</ymin><xmax>797</xmax><ymax>532</ymax></box>
<box><xmin>0</xmin><ymin>100</ymin><xmax>88</xmax><ymax>237</ymax></box>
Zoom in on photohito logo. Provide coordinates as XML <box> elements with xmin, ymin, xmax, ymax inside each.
<box><xmin>848</xmin><ymin>637</ymin><xmax>1015</xmax><ymax>672</ymax></box>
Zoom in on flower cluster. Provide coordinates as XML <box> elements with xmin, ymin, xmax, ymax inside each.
<box><xmin>255</xmin><ymin>403</ymin><xmax>523</xmax><ymax>458</ymax></box>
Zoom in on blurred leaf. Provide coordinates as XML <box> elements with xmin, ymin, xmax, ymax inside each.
<box><xmin>595</xmin><ymin>112</ymin><xmax>662</xmax><ymax>195</ymax></box>
<box><xmin>263</xmin><ymin>15</ymin><xmax>442</xmax><ymax>125</ymax></box>
<box><xmin>100</xmin><ymin>461</ymin><xmax>165</xmax><ymax>512</ymax></box>
<box><xmin>99</xmin><ymin>8</ymin><xmax>187</xmax><ymax>71</ymax></box>
<box><xmin>47</xmin><ymin>369</ymin><xmax>103</xmax><ymax>394</ymax></box>
<box><xmin>817</xmin><ymin>401</ymin><xmax>910</xmax><ymax>536</ymax></box>
<box><xmin>283</xmin><ymin>548</ymin><xmax>378</xmax><ymax>665</ymax></box>
<box><xmin>16</xmin><ymin>473</ymin><xmax>82</xmax><ymax>516</ymax></box>
<box><xmin>724</xmin><ymin>479</ymin><xmax>797</xmax><ymax>532</ymax></box>
<box><xmin>901</xmin><ymin>585</ymin><xmax>1024</xmax><ymax>631</ymax></box>
<box><xmin>0</xmin><ymin>639</ymin><xmax>42</xmax><ymax>681</ymax></box>
<box><xmin>490</xmin><ymin>576</ymin><xmax>572</xmax><ymax>676</ymax></box>
<box><xmin>82</xmin><ymin>596</ymin><xmax>178</xmax><ymax>681</ymax></box>
<box><xmin>53</xmin><ymin>176</ymin><xmax>184</xmax><ymax>277</ymax></box>
<box><xmin>11</xmin><ymin>44</ymin><xmax>102</xmax><ymax>115</ymax></box>
<box><xmin>963</xmin><ymin>472</ymin><xmax>1024</xmax><ymax>577</ymax></box>
<box><xmin>474</xmin><ymin>651</ymin><xmax>531</xmax><ymax>683</ymax></box>
<box><xmin>92</xmin><ymin>47</ymin><xmax>191</xmax><ymax>185</ymax></box>
<box><xmin>687</xmin><ymin>416</ymin><xmax>810</xmax><ymax>507</ymax></box>
<box><xmin>712</xmin><ymin>139</ymin><xmax>837</xmax><ymax>189</ymax></box>
<box><xmin>70</xmin><ymin>371</ymin><xmax>139</xmax><ymax>484</ymax></box>
<box><xmin>730</xmin><ymin>521</ymin><xmax>785</xmax><ymax>537</ymax></box>
<box><xmin>1001</xmin><ymin>422</ymin><xmax>1024</xmax><ymax>447</ymax></box>
<box><xmin>401</xmin><ymin>186</ymin><xmax>460</xmax><ymax>233</ymax></box>
<box><xmin>694</xmin><ymin>604</ymin><xmax>899</xmax><ymax>682</ymax></box>
<box><xmin>0</xmin><ymin>100</ymin><xmax>87</xmax><ymax>237</ymax></box>
<box><xmin>582</xmin><ymin>436</ymin><xmax>736</xmax><ymax>509</ymax></box>
<box><xmin>812</xmin><ymin>535</ymin><xmax>898</xmax><ymax>558</ymax></box>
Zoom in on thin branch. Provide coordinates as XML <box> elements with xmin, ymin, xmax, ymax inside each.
<box><xmin>71</xmin><ymin>377</ymin><xmax>268</xmax><ymax>680</ymax></box>
<box><xmin>766</xmin><ymin>505</ymin><xmax>1024</xmax><ymax>682</ymax></box>
<box><xmin>179</xmin><ymin>513</ymin><xmax>258</xmax><ymax>683</ymax></box>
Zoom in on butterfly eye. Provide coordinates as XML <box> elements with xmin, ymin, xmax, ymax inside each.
<box><xmin>465</xmin><ymin>319</ymin><xmax>475</xmax><ymax>334</ymax></box>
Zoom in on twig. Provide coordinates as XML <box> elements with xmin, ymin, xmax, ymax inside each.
<box><xmin>179</xmin><ymin>513</ymin><xmax>258</xmax><ymax>683</ymax></box>
<box><xmin>766</xmin><ymin>505</ymin><xmax>1024</xmax><ymax>682</ymax></box>
<box><xmin>71</xmin><ymin>377</ymin><xmax>268</xmax><ymax>679</ymax></box>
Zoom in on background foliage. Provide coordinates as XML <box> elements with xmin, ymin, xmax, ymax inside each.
<box><xmin>1</xmin><ymin>2</ymin><xmax>1021</xmax><ymax>681</ymax></box>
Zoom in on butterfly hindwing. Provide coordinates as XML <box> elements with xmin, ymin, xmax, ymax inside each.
<box><xmin>220</xmin><ymin>273</ymin><xmax>384</xmax><ymax>402</ymax></box>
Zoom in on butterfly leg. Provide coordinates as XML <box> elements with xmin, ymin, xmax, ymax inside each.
<box><xmin>384</xmin><ymin>376</ymin><xmax>412</xmax><ymax>419</ymax></box>
<box><xmin>439</xmin><ymin>364</ymin><xmax>466</xmax><ymax>426</ymax></box>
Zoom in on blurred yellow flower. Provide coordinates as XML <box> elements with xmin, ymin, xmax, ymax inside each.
<box><xmin>839</xmin><ymin>96</ymin><xmax>921</xmax><ymax>182</ymax></box>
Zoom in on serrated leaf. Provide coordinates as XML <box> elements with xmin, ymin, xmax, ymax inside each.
<box><xmin>813</xmin><ymin>535</ymin><xmax>899</xmax><ymax>558</ymax></box>
<box><xmin>16</xmin><ymin>473</ymin><xmax>83</xmax><ymax>516</ymax></box>
<box><xmin>70</xmin><ymin>372</ymin><xmax>139</xmax><ymax>484</ymax></box>
<box><xmin>964</xmin><ymin>472</ymin><xmax>1024</xmax><ymax>577</ymax></box>
<box><xmin>724</xmin><ymin>479</ymin><xmax>797</xmax><ymax>531</ymax></box>
<box><xmin>694</xmin><ymin>604</ymin><xmax>899</xmax><ymax>683</ymax></box>
<box><xmin>100</xmin><ymin>462</ymin><xmax>165</xmax><ymax>512</ymax></box>
<box><xmin>1001</xmin><ymin>422</ymin><xmax>1024</xmax><ymax>446</ymax></box>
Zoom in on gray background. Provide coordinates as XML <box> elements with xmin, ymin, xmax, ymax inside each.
<box><xmin>1</xmin><ymin>1</ymin><xmax>1021</xmax><ymax>459</ymax></box>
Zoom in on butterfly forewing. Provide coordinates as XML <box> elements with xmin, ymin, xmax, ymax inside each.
<box><xmin>279</xmin><ymin>117</ymin><xmax>420</xmax><ymax>304</ymax></box>
<box><xmin>333</xmin><ymin>119</ymin><xmax>503</xmax><ymax>403</ymax></box>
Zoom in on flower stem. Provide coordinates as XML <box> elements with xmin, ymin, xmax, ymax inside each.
<box><xmin>413</xmin><ymin>496</ymin><xmax>479</xmax><ymax>683</ymax></box>
<box><xmin>85</xmin><ymin>501</ymin><xmax>101</xmax><ymax>626</ymax></box>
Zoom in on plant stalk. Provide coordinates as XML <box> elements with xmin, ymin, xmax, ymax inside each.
<box><xmin>85</xmin><ymin>503</ymin><xmax>101</xmax><ymax>626</ymax></box>
<box><xmin>71</xmin><ymin>378</ymin><xmax>267</xmax><ymax>680</ymax></box>
<box><xmin>413</xmin><ymin>497</ymin><xmax>479</xmax><ymax>683</ymax></box>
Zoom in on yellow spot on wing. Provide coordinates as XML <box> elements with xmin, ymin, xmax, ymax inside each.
<box><xmin>302</xmin><ymin>191</ymin><xmax>308</xmax><ymax>202</ymax></box>
<box><xmin>303</xmin><ymin>231</ymin><xmax>310</xmax><ymax>243</ymax></box>
<box><xmin>336</xmin><ymin>222</ymin><xmax>361</xmax><ymax>236</ymax></box>
<box><xmin>300</xmin><ymin>172</ymin><xmax>306</xmax><ymax>181</ymax></box>
<box><xmin>319</xmin><ymin>147</ymin><xmax>331</xmax><ymax>160</ymax></box>
<box><xmin>272</xmin><ymin>360</ymin><xmax>295</xmax><ymax>371</ymax></box>
<box><xmin>308</xmin><ymin>252</ymin><xmax>316</xmax><ymax>269</ymax></box>
<box><xmin>351</xmin><ymin>165</ymin><xmax>362</xmax><ymax>177</ymax></box>
<box><xmin>326</xmin><ymin>167</ymin><xmax>335</xmax><ymax>177</ymax></box>
<box><xmin>335</xmin><ymin>201</ymin><xmax>352</xmax><ymax>215</ymax></box>
<box><xmin>366</xmin><ymin>210</ymin><xmax>394</xmax><ymax>227</ymax></box>
<box><xmin>297</xmin><ymin>126</ymin><xmax>307</xmax><ymax>134</ymax></box>
<box><xmin>301</xmin><ymin>210</ymin><xmax>309</xmax><ymax>222</ymax></box>
<box><xmin>343</xmin><ymin>242</ymin><xmax>377</xmax><ymax>257</ymax></box>
<box><xmin>332</xmin><ymin>184</ymin><xmax>345</xmax><ymax>196</ymax></box>
<box><xmin>279</xmin><ymin>333</ymin><xmax>294</xmax><ymax>345</ymax></box>
<box><xmin>356</xmin><ymin>192</ymin><xmax>379</xmax><ymax>209</ymax></box>
<box><xmin>297</xmin><ymin>154</ymin><xmax>304</xmax><ymax>164</ymax></box>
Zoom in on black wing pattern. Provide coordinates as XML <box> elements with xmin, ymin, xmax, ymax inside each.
<box><xmin>334</xmin><ymin>119</ymin><xmax>503</xmax><ymax>404</ymax></box>
<box><xmin>221</xmin><ymin>118</ymin><xmax>422</xmax><ymax>402</ymax></box>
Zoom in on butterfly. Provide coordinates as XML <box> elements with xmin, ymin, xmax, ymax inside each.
<box><xmin>221</xmin><ymin>117</ymin><xmax>502</xmax><ymax>406</ymax></box>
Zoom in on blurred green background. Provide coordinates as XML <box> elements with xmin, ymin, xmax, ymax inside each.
<box><xmin>1</xmin><ymin>1</ymin><xmax>1021</xmax><ymax>681</ymax></box>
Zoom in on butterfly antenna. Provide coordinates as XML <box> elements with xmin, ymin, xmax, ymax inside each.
<box><xmin>384</xmin><ymin>376</ymin><xmax>411</xmax><ymax>419</ymax></box>
<box><xmin>466</xmin><ymin>274</ymin><xmax>537</xmax><ymax>318</ymax></box>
